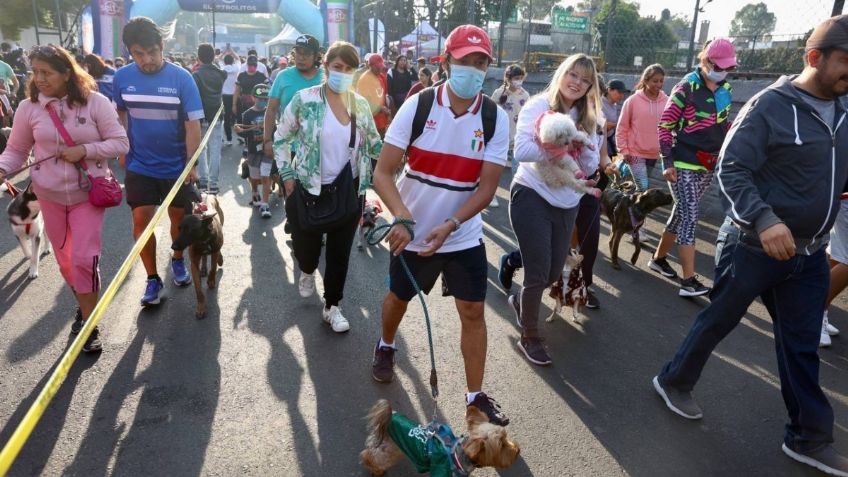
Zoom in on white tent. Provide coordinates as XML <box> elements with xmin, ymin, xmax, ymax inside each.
<box><xmin>266</xmin><ymin>24</ymin><xmax>302</xmax><ymax>48</ymax></box>
<box><xmin>400</xmin><ymin>20</ymin><xmax>441</xmax><ymax>45</ymax></box>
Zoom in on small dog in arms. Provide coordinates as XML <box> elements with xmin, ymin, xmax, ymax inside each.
<box><xmin>172</xmin><ymin>194</ymin><xmax>224</xmax><ymax>319</ymax></box>
<box><xmin>2</xmin><ymin>181</ymin><xmax>50</xmax><ymax>279</ymax></box>
<box><xmin>360</xmin><ymin>399</ymin><xmax>520</xmax><ymax>476</ymax></box>
<box><xmin>535</xmin><ymin>111</ymin><xmax>602</xmax><ymax>198</ymax></box>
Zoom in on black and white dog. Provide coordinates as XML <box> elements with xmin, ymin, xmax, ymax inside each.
<box><xmin>2</xmin><ymin>181</ymin><xmax>50</xmax><ymax>279</ymax></box>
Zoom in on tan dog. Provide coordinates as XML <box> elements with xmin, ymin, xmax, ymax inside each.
<box><xmin>172</xmin><ymin>195</ymin><xmax>224</xmax><ymax>318</ymax></box>
<box><xmin>360</xmin><ymin>399</ymin><xmax>520</xmax><ymax>475</ymax></box>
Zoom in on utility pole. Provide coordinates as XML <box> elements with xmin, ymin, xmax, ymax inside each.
<box><xmin>466</xmin><ymin>0</ymin><xmax>475</xmax><ymax>24</ymax></box>
<box><xmin>497</xmin><ymin>0</ymin><xmax>508</xmax><ymax>66</ymax></box>
<box><xmin>834</xmin><ymin>0</ymin><xmax>845</xmax><ymax>16</ymax></box>
<box><xmin>212</xmin><ymin>0</ymin><xmax>217</xmax><ymax>48</ymax></box>
<box><xmin>524</xmin><ymin>0</ymin><xmax>532</xmax><ymax>62</ymax></box>
<box><xmin>437</xmin><ymin>0</ymin><xmax>445</xmax><ymax>54</ymax></box>
<box><xmin>685</xmin><ymin>0</ymin><xmax>701</xmax><ymax>70</ymax></box>
<box><xmin>603</xmin><ymin>0</ymin><xmax>617</xmax><ymax>70</ymax></box>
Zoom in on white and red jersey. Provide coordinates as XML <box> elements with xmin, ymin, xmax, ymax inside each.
<box><xmin>384</xmin><ymin>84</ymin><xmax>510</xmax><ymax>253</ymax></box>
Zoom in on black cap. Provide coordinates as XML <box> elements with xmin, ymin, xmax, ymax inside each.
<box><xmin>294</xmin><ymin>34</ymin><xmax>320</xmax><ymax>53</ymax></box>
<box><xmin>252</xmin><ymin>83</ymin><xmax>270</xmax><ymax>98</ymax></box>
<box><xmin>806</xmin><ymin>15</ymin><xmax>848</xmax><ymax>51</ymax></box>
<box><xmin>607</xmin><ymin>79</ymin><xmax>630</xmax><ymax>92</ymax></box>
<box><xmin>247</xmin><ymin>55</ymin><xmax>258</xmax><ymax>65</ymax></box>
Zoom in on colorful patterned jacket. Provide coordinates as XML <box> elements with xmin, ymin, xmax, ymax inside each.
<box><xmin>658</xmin><ymin>69</ymin><xmax>732</xmax><ymax>170</ymax></box>
<box><xmin>273</xmin><ymin>85</ymin><xmax>382</xmax><ymax>195</ymax></box>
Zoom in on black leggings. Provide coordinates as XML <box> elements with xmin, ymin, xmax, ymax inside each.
<box><xmin>222</xmin><ymin>94</ymin><xmax>235</xmax><ymax>141</ymax></box>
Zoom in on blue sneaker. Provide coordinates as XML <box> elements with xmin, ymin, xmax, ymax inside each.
<box><xmin>171</xmin><ymin>257</ymin><xmax>192</xmax><ymax>286</ymax></box>
<box><xmin>141</xmin><ymin>277</ymin><xmax>164</xmax><ymax>306</ymax></box>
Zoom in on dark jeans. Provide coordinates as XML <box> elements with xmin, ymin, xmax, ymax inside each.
<box><xmin>659</xmin><ymin>235</ymin><xmax>833</xmax><ymax>452</ymax></box>
<box><xmin>222</xmin><ymin>94</ymin><xmax>235</xmax><ymax>142</ymax></box>
<box><xmin>504</xmin><ymin>194</ymin><xmax>601</xmax><ymax>288</ymax></box>
<box><xmin>285</xmin><ymin>198</ymin><xmax>359</xmax><ymax>307</ymax></box>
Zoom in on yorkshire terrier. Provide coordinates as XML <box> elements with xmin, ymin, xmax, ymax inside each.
<box><xmin>535</xmin><ymin>111</ymin><xmax>601</xmax><ymax>198</ymax></box>
<box><xmin>360</xmin><ymin>399</ymin><xmax>520</xmax><ymax>475</ymax></box>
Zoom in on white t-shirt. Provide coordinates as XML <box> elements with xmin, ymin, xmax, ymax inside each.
<box><xmin>384</xmin><ymin>83</ymin><xmax>510</xmax><ymax>253</ymax></box>
<box><xmin>320</xmin><ymin>108</ymin><xmax>359</xmax><ymax>184</ymax></box>
<box><xmin>222</xmin><ymin>64</ymin><xmax>240</xmax><ymax>95</ymax></box>
<box><xmin>240</xmin><ymin>62</ymin><xmax>269</xmax><ymax>76</ymax></box>
<box><xmin>513</xmin><ymin>95</ymin><xmax>602</xmax><ymax>209</ymax></box>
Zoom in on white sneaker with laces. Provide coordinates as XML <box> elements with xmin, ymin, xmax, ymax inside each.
<box><xmin>821</xmin><ymin>319</ymin><xmax>833</xmax><ymax>348</ymax></box>
<box><xmin>489</xmin><ymin>196</ymin><xmax>499</xmax><ymax>208</ymax></box>
<box><xmin>322</xmin><ymin>305</ymin><xmax>350</xmax><ymax>332</ymax></box>
<box><xmin>824</xmin><ymin>311</ymin><xmax>840</xmax><ymax>336</ymax></box>
<box><xmin>298</xmin><ymin>272</ymin><xmax>315</xmax><ymax>298</ymax></box>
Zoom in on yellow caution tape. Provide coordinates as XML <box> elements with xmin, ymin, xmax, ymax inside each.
<box><xmin>0</xmin><ymin>105</ymin><xmax>224</xmax><ymax>476</ymax></box>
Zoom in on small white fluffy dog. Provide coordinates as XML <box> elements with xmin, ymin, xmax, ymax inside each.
<box><xmin>535</xmin><ymin>111</ymin><xmax>602</xmax><ymax>198</ymax></box>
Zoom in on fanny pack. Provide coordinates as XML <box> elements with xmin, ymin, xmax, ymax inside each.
<box><xmin>695</xmin><ymin>150</ymin><xmax>719</xmax><ymax>171</ymax></box>
<box><xmin>46</xmin><ymin>103</ymin><xmax>123</xmax><ymax>208</ymax></box>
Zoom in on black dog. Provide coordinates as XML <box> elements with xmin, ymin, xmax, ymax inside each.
<box><xmin>601</xmin><ymin>187</ymin><xmax>673</xmax><ymax>270</ymax></box>
<box><xmin>172</xmin><ymin>195</ymin><xmax>224</xmax><ymax>319</ymax></box>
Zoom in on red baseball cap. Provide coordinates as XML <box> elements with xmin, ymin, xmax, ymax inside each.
<box><xmin>444</xmin><ymin>25</ymin><xmax>493</xmax><ymax>62</ymax></box>
<box><xmin>368</xmin><ymin>53</ymin><xmax>385</xmax><ymax>69</ymax></box>
<box><xmin>705</xmin><ymin>37</ymin><xmax>737</xmax><ymax>70</ymax></box>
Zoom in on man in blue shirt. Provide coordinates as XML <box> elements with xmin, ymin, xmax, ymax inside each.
<box><xmin>114</xmin><ymin>17</ymin><xmax>204</xmax><ymax>306</ymax></box>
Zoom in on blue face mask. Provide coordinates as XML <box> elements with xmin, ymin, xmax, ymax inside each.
<box><xmin>254</xmin><ymin>100</ymin><xmax>268</xmax><ymax>109</ymax></box>
<box><xmin>448</xmin><ymin>64</ymin><xmax>485</xmax><ymax>99</ymax></box>
<box><xmin>327</xmin><ymin>70</ymin><xmax>354</xmax><ymax>93</ymax></box>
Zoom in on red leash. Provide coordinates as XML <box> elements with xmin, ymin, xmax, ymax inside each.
<box><xmin>1</xmin><ymin>155</ymin><xmax>56</xmax><ymax>197</ymax></box>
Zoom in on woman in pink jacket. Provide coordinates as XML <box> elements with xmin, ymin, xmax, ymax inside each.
<box><xmin>0</xmin><ymin>45</ymin><xmax>129</xmax><ymax>352</ymax></box>
<box><xmin>615</xmin><ymin>64</ymin><xmax>668</xmax><ymax>192</ymax></box>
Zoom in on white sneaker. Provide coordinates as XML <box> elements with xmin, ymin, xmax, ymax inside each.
<box><xmin>489</xmin><ymin>196</ymin><xmax>499</xmax><ymax>208</ymax></box>
<box><xmin>821</xmin><ymin>321</ymin><xmax>833</xmax><ymax>348</ymax></box>
<box><xmin>322</xmin><ymin>305</ymin><xmax>350</xmax><ymax>332</ymax></box>
<box><xmin>298</xmin><ymin>272</ymin><xmax>315</xmax><ymax>298</ymax></box>
<box><xmin>638</xmin><ymin>228</ymin><xmax>648</xmax><ymax>242</ymax></box>
<box><xmin>824</xmin><ymin>311</ymin><xmax>840</xmax><ymax>336</ymax></box>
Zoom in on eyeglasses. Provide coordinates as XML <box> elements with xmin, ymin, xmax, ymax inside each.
<box><xmin>709</xmin><ymin>61</ymin><xmax>736</xmax><ymax>73</ymax></box>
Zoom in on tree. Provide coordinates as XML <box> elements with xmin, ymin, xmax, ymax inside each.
<box><xmin>594</xmin><ymin>0</ymin><xmax>677</xmax><ymax>68</ymax></box>
<box><xmin>0</xmin><ymin>0</ymin><xmax>89</xmax><ymax>41</ymax></box>
<box><xmin>729</xmin><ymin>2</ymin><xmax>776</xmax><ymax>49</ymax></box>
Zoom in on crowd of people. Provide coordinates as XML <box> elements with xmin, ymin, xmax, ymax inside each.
<box><xmin>3</xmin><ymin>12</ymin><xmax>848</xmax><ymax>475</ymax></box>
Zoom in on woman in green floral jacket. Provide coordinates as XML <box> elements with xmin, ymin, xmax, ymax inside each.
<box><xmin>274</xmin><ymin>41</ymin><xmax>383</xmax><ymax>333</ymax></box>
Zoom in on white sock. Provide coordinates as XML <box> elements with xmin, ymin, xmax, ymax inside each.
<box><xmin>466</xmin><ymin>391</ymin><xmax>481</xmax><ymax>405</ymax></box>
<box><xmin>379</xmin><ymin>338</ymin><xmax>395</xmax><ymax>349</ymax></box>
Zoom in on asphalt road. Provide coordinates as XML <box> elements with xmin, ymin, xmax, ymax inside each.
<box><xmin>1</xmin><ymin>145</ymin><xmax>847</xmax><ymax>477</ymax></box>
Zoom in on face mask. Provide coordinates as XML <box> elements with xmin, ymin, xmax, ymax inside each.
<box><xmin>327</xmin><ymin>70</ymin><xmax>354</xmax><ymax>93</ymax></box>
<box><xmin>448</xmin><ymin>65</ymin><xmax>485</xmax><ymax>99</ymax></box>
<box><xmin>705</xmin><ymin>67</ymin><xmax>727</xmax><ymax>82</ymax></box>
<box><xmin>255</xmin><ymin>100</ymin><xmax>268</xmax><ymax>109</ymax></box>
<box><xmin>511</xmin><ymin>79</ymin><xmax>523</xmax><ymax>89</ymax></box>
<box><xmin>248</xmin><ymin>65</ymin><xmax>257</xmax><ymax>73</ymax></box>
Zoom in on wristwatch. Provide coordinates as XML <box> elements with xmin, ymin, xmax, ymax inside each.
<box><xmin>446</xmin><ymin>217</ymin><xmax>461</xmax><ymax>232</ymax></box>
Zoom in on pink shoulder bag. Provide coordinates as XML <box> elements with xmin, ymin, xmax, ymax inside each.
<box><xmin>46</xmin><ymin>103</ymin><xmax>123</xmax><ymax>208</ymax></box>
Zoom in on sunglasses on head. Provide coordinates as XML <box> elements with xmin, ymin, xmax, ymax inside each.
<box><xmin>30</xmin><ymin>45</ymin><xmax>60</xmax><ymax>56</ymax></box>
<box><xmin>709</xmin><ymin>61</ymin><xmax>736</xmax><ymax>73</ymax></box>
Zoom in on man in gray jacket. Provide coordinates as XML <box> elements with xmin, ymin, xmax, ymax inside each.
<box><xmin>653</xmin><ymin>16</ymin><xmax>848</xmax><ymax>475</ymax></box>
<box><xmin>193</xmin><ymin>43</ymin><xmax>226</xmax><ymax>194</ymax></box>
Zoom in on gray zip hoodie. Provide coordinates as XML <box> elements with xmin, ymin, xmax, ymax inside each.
<box><xmin>717</xmin><ymin>75</ymin><xmax>848</xmax><ymax>255</ymax></box>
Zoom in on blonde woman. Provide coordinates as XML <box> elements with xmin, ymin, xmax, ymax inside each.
<box><xmin>507</xmin><ymin>54</ymin><xmax>615</xmax><ymax>365</ymax></box>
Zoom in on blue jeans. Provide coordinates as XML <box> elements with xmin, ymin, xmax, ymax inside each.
<box><xmin>198</xmin><ymin>119</ymin><xmax>224</xmax><ymax>191</ymax></box>
<box><xmin>659</xmin><ymin>233</ymin><xmax>833</xmax><ymax>452</ymax></box>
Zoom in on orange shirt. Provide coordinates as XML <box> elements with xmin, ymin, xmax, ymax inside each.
<box><xmin>356</xmin><ymin>70</ymin><xmax>390</xmax><ymax>129</ymax></box>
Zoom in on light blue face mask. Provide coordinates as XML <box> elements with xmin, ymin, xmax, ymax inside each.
<box><xmin>705</xmin><ymin>67</ymin><xmax>727</xmax><ymax>83</ymax></box>
<box><xmin>448</xmin><ymin>64</ymin><xmax>485</xmax><ymax>99</ymax></box>
<box><xmin>254</xmin><ymin>100</ymin><xmax>268</xmax><ymax>109</ymax></box>
<box><xmin>327</xmin><ymin>70</ymin><xmax>354</xmax><ymax>93</ymax></box>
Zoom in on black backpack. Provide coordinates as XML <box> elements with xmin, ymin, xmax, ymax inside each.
<box><xmin>409</xmin><ymin>84</ymin><xmax>498</xmax><ymax>148</ymax></box>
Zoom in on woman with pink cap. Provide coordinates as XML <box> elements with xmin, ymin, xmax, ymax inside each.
<box><xmin>648</xmin><ymin>38</ymin><xmax>737</xmax><ymax>298</ymax></box>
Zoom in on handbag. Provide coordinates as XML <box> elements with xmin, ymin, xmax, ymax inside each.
<box><xmin>46</xmin><ymin>103</ymin><xmax>123</xmax><ymax>208</ymax></box>
<box><xmin>292</xmin><ymin>93</ymin><xmax>359</xmax><ymax>233</ymax></box>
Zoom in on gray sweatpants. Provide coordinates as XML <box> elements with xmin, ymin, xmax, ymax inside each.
<box><xmin>509</xmin><ymin>184</ymin><xmax>579</xmax><ymax>339</ymax></box>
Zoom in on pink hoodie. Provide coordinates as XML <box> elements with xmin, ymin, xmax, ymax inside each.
<box><xmin>0</xmin><ymin>92</ymin><xmax>128</xmax><ymax>205</ymax></box>
<box><xmin>615</xmin><ymin>89</ymin><xmax>669</xmax><ymax>159</ymax></box>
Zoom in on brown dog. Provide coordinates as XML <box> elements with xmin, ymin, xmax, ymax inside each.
<box><xmin>601</xmin><ymin>187</ymin><xmax>673</xmax><ymax>270</ymax></box>
<box><xmin>172</xmin><ymin>195</ymin><xmax>224</xmax><ymax>318</ymax></box>
<box><xmin>360</xmin><ymin>399</ymin><xmax>520</xmax><ymax>475</ymax></box>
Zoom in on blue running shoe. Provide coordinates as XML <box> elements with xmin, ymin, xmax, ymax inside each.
<box><xmin>141</xmin><ymin>277</ymin><xmax>164</xmax><ymax>306</ymax></box>
<box><xmin>171</xmin><ymin>257</ymin><xmax>192</xmax><ymax>286</ymax></box>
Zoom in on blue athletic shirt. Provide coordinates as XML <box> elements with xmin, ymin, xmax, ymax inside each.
<box><xmin>114</xmin><ymin>62</ymin><xmax>205</xmax><ymax>179</ymax></box>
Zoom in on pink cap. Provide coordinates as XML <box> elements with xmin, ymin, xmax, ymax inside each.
<box><xmin>705</xmin><ymin>37</ymin><xmax>737</xmax><ymax>69</ymax></box>
<box><xmin>368</xmin><ymin>54</ymin><xmax>385</xmax><ymax>69</ymax></box>
<box><xmin>444</xmin><ymin>25</ymin><xmax>493</xmax><ymax>61</ymax></box>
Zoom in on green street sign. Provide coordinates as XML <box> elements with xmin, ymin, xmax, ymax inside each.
<box><xmin>551</xmin><ymin>7</ymin><xmax>589</xmax><ymax>32</ymax></box>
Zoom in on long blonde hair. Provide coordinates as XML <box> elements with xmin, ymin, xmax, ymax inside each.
<box><xmin>541</xmin><ymin>54</ymin><xmax>601</xmax><ymax>134</ymax></box>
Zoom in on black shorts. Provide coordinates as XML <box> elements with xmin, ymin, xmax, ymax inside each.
<box><xmin>389</xmin><ymin>244</ymin><xmax>487</xmax><ymax>302</ymax></box>
<box><xmin>125</xmin><ymin>170</ymin><xmax>196</xmax><ymax>210</ymax></box>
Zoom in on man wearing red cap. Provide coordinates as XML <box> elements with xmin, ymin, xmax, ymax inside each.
<box><xmin>370</xmin><ymin>25</ymin><xmax>511</xmax><ymax>426</ymax></box>
<box><xmin>653</xmin><ymin>15</ymin><xmax>848</xmax><ymax>475</ymax></box>
<box><xmin>357</xmin><ymin>54</ymin><xmax>391</xmax><ymax>137</ymax></box>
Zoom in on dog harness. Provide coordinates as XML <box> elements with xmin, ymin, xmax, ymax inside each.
<box><xmin>387</xmin><ymin>412</ymin><xmax>475</xmax><ymax>477</ymax></box>
<box><xmin>9</xmin><ymin>217</ymin><xmax>34</xmax><ymax>235</ymax></box>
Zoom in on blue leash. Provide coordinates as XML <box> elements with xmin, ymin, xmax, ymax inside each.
<box><xmin>367</xmin><ymin>219</ymin><xmax>439</xmax><ymax>400</ymax></box>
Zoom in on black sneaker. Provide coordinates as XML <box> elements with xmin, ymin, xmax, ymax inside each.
<box><xmin>467</xmin><ymin>392</ymin><xmax>510</xmax><ymax>426</ymax></box>
<box><xmin>585</xmin><ymin>289</ymin><xmax>600</xmax><ymax>309</ymax></box>
<box><xmin>372</xmin><ymin>343</ymin><xmax>396</xmax><ymax>383</ymax></box>
<box><xmin>679</xmin><ymin>276</ymin><xmax>710</xmax><ymax>297</ymax></box>
<box><xmin>517</xmin><ymin>336</ymin><xmax>552</xmax><ymax>366</ymax></box>
<box><xmin>782</xmin><ymin>443</ymin><xmax>848</xmax><ymax>476</ymax></box>
<box><xmin>82</xmin><ymin>326</ymin><xmax>102</xmax><ymax>353</ymax></box>
<box><xmin>71</xmin><ymin>307</ymin><xmax>83</xmax><ymax>335</ymax></box>
<box><xmin>508</xmin><ymin>294</ymin><xmax>521</xmax><ymax>328</ymax></box>
<box><xmin>648</xmin><ymin>256</ymin><xmax>678</xmax><ymax>278</ymax></box>
<box><xmin>498</xmin><ymin>254</ymin><xmax>516</xmax><ymax>291</ymax></box>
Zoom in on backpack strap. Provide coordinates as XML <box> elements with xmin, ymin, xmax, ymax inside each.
<box><xmin>480</xmin><ymin>95</ymin><xmax>497</xmax><ymax>146</ymax></box>
<box><xmin>409</xmin><ymin>87</ymin><xmax>436</xmax><ymax>147</ymax></box>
